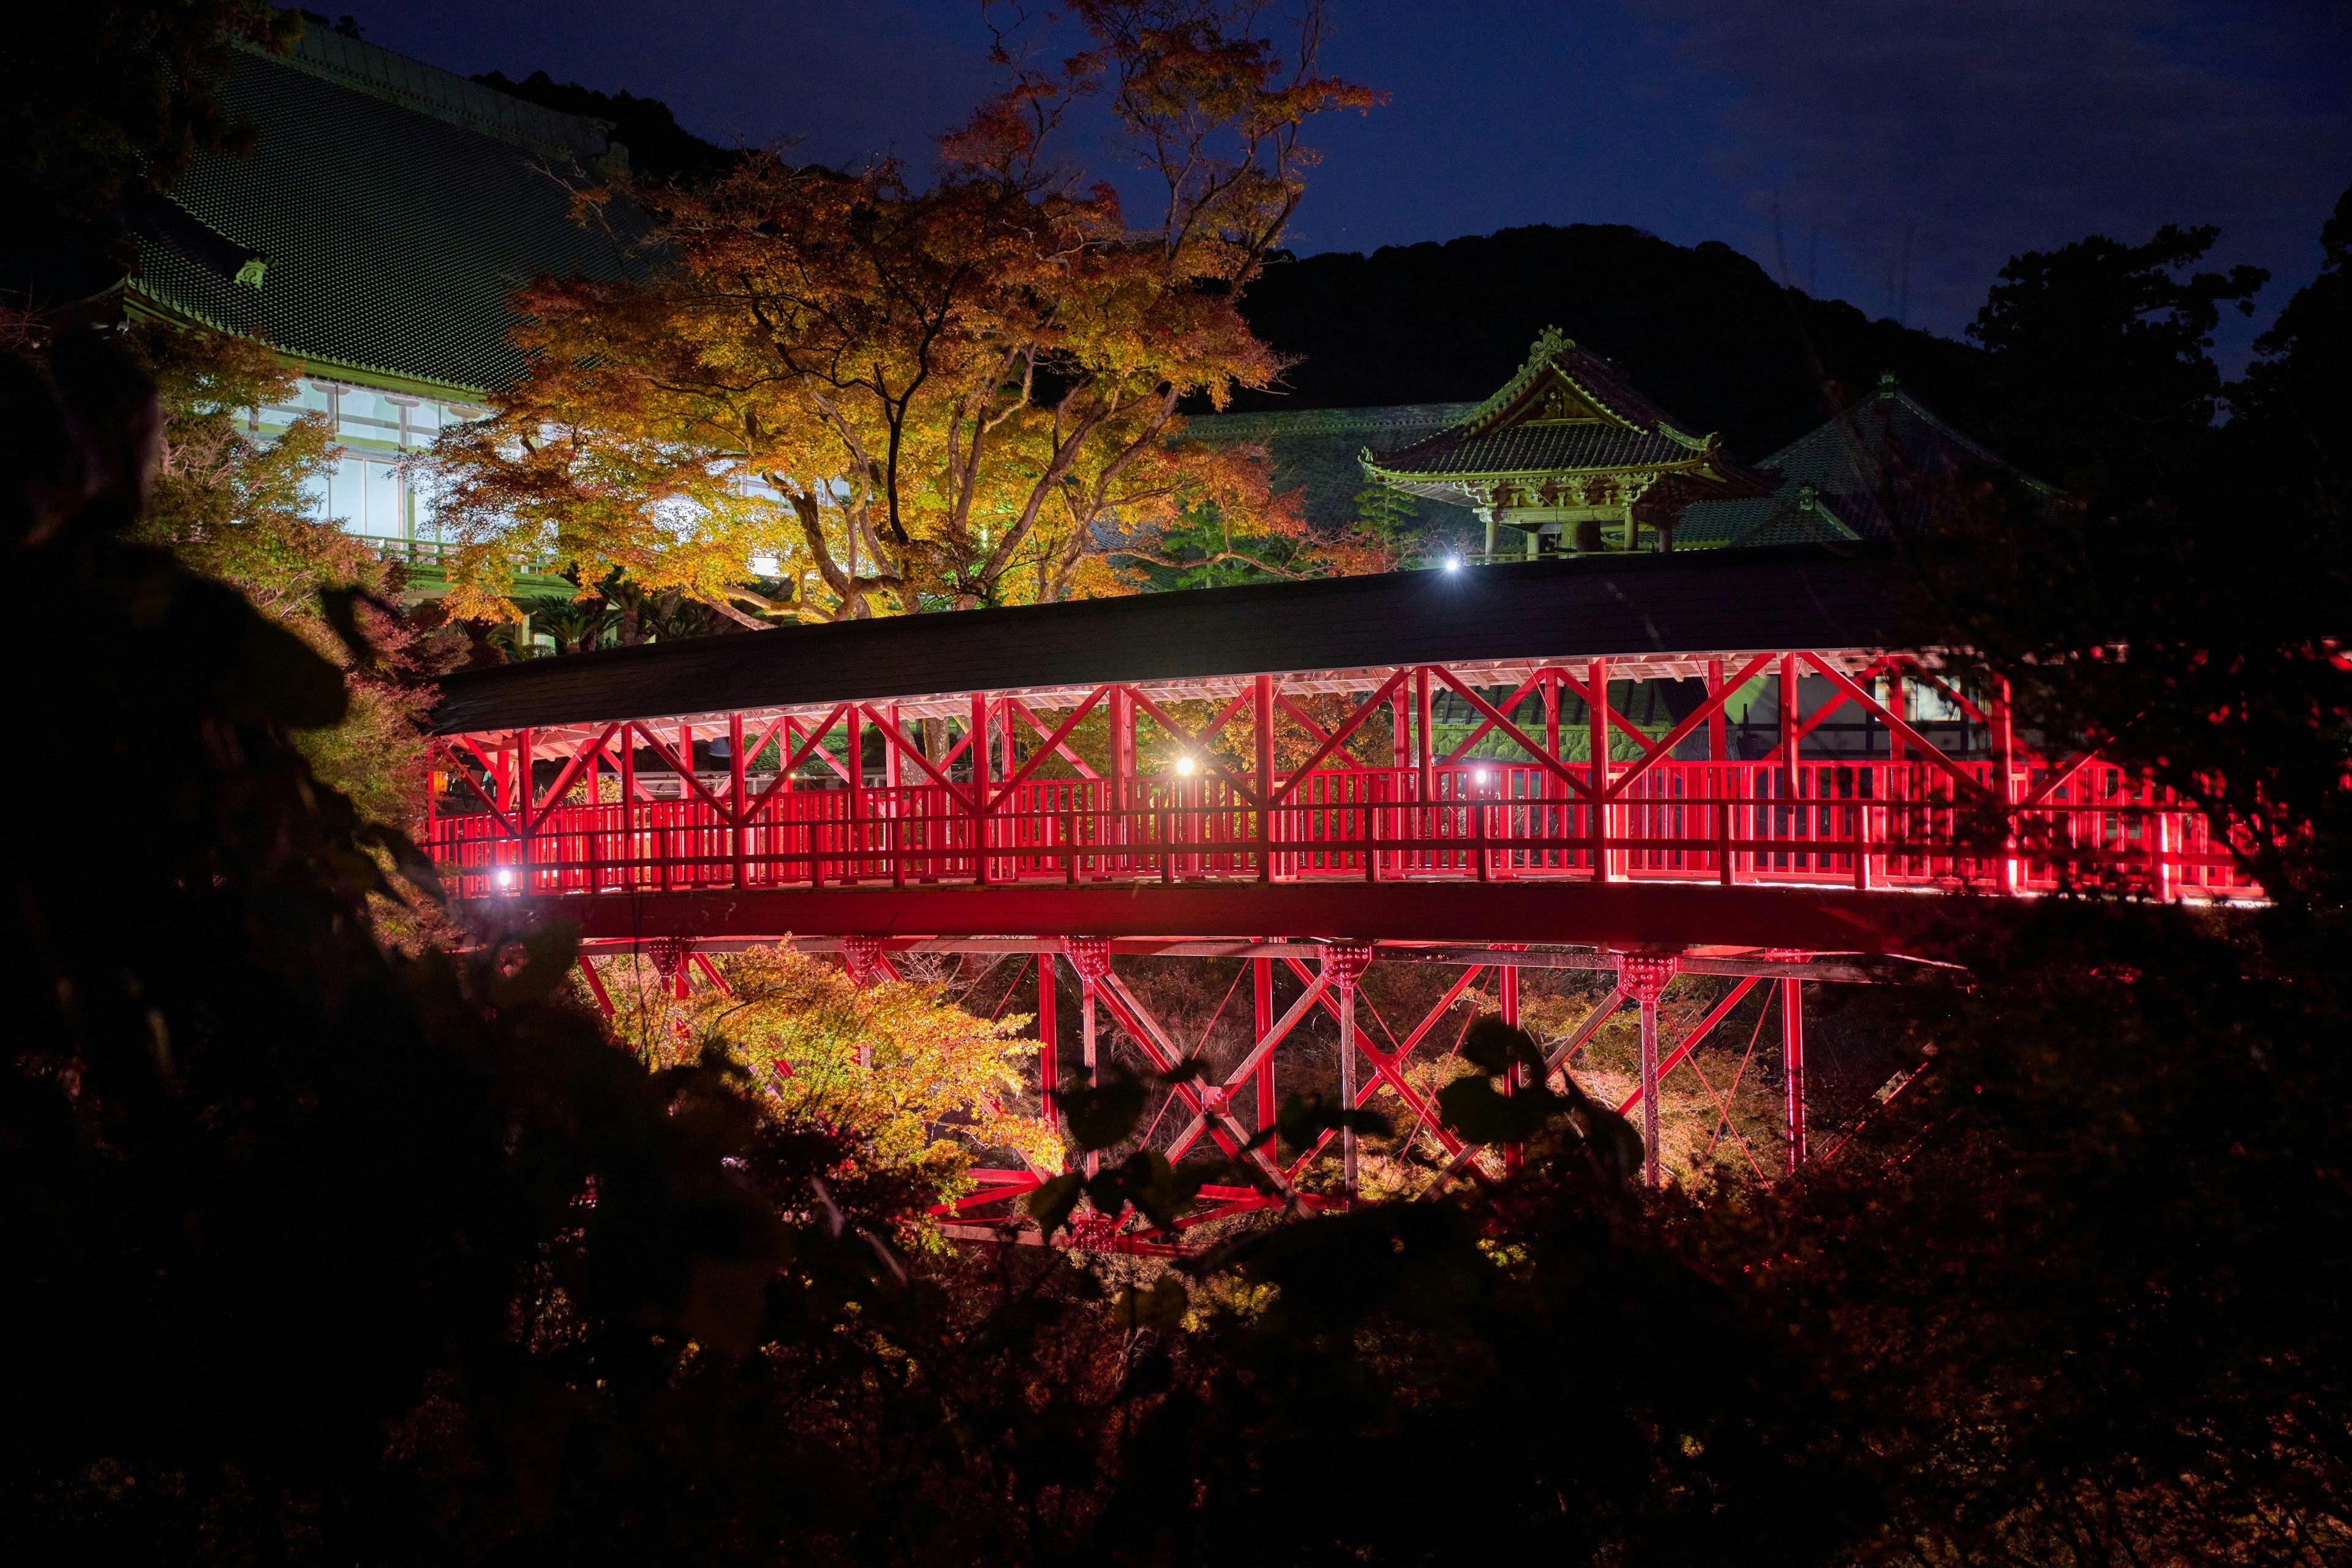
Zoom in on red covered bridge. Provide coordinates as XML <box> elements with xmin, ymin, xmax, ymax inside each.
<box><xmin>424</xmin><ymin>546</ymin><xmax>2252</xmax><ymax>1229</ymax></box>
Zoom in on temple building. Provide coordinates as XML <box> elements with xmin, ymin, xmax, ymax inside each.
<box><xmin>1186</xmin><ymin>331</ymin><xmax>2029</xmax><ymax>567</ymax></box>
<box><xmin>122</xmin><ymin>24</ymin><xmax>635</xmax><ymax>589</ymax></box>
<box><xmin>1360</xmin><ymin>326</ymin><xmax>1772</xmax><ymax>557</ymax></box>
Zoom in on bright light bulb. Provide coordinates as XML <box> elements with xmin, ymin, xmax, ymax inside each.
<box><xmin>494</xmin><ymin>868</ymin><xmax>516</xmax><ymax>889</ymax></box>
<box><xmin>1473</xmin><ymin>768</ymin><xmax>1492</xmax><ymax>786</ymax></box>
<box><xmin>1442</xmin><ymin>556</ymin><xmax>1462</xmax><ymax>572</ymax></box>
<box><xmin>1174</xmin><ymin>755</ymin><xmax>1197</xmax><ymax>777</ymax></box>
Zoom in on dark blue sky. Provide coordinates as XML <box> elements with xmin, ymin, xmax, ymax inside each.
<box><xmin>362</xmin><ymin>0</ymin><xmax>2350</xmax><ymax>357</ymax></box>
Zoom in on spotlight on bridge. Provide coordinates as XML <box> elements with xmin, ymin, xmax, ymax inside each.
<box><xmin>494</xmin><ymin>868</ymin><xmax>515</xmax><ymax>890</ymax></box>
<box><xmin>1473</xmin><ymin>768</ymin><xmax>1492</xmax><ymax>786</ymax></box>
<box><xmin>1174</xmin><ymin>755</ymin><xmax>1197</xmax><ymax>777</ymax></box>
<box><xmin>1442</xmin><ymin>555</ymin><xmax>1462</xmax><ymax>573</ymax></box>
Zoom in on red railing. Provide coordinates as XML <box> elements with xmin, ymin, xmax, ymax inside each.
<box><xmin>427</xmin><ymin>759</ymin><xmax>2257</xmax><ymax>903</ymax></box>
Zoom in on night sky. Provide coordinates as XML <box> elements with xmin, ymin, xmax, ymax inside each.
<box><xmin>360</xmin><ymin>1</ymin><xmax>2351</xmax><ymax>358</ymax></box>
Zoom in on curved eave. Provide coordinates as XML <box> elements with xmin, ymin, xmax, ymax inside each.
<box><xmin>123</xmin><ymin>283</ymin><xmax>496</xmax><ymax>403</ymax></box>
<box><xmin>1360</xmin><ymin>453</ymin><xmax>1728</xmax><ymax>489</ymax></box>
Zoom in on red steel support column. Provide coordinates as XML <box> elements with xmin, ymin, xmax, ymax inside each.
<box><xmin>845</xmin><ymin>707</ymin><xmax>864</xmax><ymax>880</ymax></box>
<box><xmin>1069</xmin><ymin>937</ymin><xmax>1113</xmax><ymax>1178</ymax></box>
<box><xmin>1617</xmin><ymin>952</ymin><xmax>1679</xmax><ymax>1188</ymax></box>
<box><xmin>1782</xmin><ymin>976</ymin><xmax>1807</xmax><ymax>1172</ymax></box>
<box><xmin>1253</xmin><ymin>954</ymin><xmax>1276</xmax><ymax>1136</ymax></box>
<box><xmin>1500</xmin><ymin>960</ymin><xmax>1523</xmax><ymax>1175</ymax></box>
<box><xmin>1322</xmin><ymin>943</ymin><xmax>1376</xmax><ymax>1202</ymax></box>
<box><xmin>1037</xmin><ymin>949</ymin><xmax>1060</xmax><ymax>1143</ymax></box>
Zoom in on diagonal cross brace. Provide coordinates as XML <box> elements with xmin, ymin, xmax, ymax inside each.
<box><xmin>1280</xmin><ymin>956</ymin><xmax>1464</xmax><ymax>1158</ymax></box>
<box><xmin>1267</xmin><ymin>668</ymin><xmax>1412</xmax><ymax>805</ymax></box>
<box><xmin>1095</xmin><ymin>970</ymin><xmax>1294</xmax><ymax>1194</ymax></box>
<box><xmin>1164</xmin><ymin>971</ymin><xmax>1330</xmax><ymax>1163</ymax></box>
<box><xmin>1605</xmin><ymin>654</ymin><xmax>1774</xmax><ymax>800</ymax></box>
<box><xmin>1615</xmin><ymin>976</ymin><xmax>1762</xmax><ymax>1115</ymax></box>
<box><xmin>1800</xmin><ymin>654</ymin><xmax>1990</xmax><ymax>797</ymax></box>
<box><xmin>1430</xmin><ymin>667</ymin><xmax>1596</xmax><ymax>799</ymax></box>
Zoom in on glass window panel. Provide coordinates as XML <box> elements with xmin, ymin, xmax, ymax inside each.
<box><xmin>333</xmin><ymin>456</ymin><xmax>366</xmax><ymax>533</ymax></box>
<box><xmin>363</xmin><ymin>459</ymin><xmax>399</xmax><ymax>537</ymax></box>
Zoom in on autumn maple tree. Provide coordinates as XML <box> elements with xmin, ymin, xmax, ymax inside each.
<box><xmin>594</xmin><ymin>946</ymin><xmax>1058</xmax><ymax>1231</ymax></box>
<box><xmin>429</xmin><ymin>0</ymin><xmax>1377</xmax><ymax>625</ymax></box>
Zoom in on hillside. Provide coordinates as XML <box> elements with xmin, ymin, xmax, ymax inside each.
<box><xmin>1225</xmin><ymin>224</ymin><xmax>1991</xmax><ymax>463</ymax></box>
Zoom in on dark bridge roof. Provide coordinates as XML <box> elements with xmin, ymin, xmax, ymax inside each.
<box><xmin>432</xmin><ymin>544</ymin><xmax>1906</xmax><ymax>735</ymax></box>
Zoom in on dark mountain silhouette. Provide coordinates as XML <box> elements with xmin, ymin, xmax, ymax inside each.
<box><xmin>473</xmin><ymin>70</ymin><xmax>739</xmax><ymax>184</ymax></box>
<box><xmin>1226</xmin><ymin>224</ymin><xmax>1993</xmax><ymax>463</ymax></box>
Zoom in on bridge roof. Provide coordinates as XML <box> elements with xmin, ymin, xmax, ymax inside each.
<box><xmin>432</xmin><ymin>543</ymin><xmax>1904</xmax><ymax>737</ymax></box>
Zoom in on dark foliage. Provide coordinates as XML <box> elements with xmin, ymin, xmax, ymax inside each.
<box><xmin>0</xmin><ymin>331</ymin><xmax>921</xmax><ymax>1562</ymax></box>
<box><xmin>1217</xmin><ymin>222</ymin><xmax>1992</xmax><ymax>459</ymax></box>
<box><xmin>1967</xmin><ymin>224</ymin><xmax>2267</xmax><ymax>500</ymax></box>
<box><xmin>473</xmin><ymin>69</ymin><xmax>742</xmax><ymax>184</ymax></box>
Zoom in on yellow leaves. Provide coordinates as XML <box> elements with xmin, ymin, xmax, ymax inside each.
<box><xmin>592</xmin><ymin>947</ymin><xmax>1061</xmax><ymax>1190</ymax></box>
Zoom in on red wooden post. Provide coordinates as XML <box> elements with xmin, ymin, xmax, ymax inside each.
<box><xmin>1253</xmin><ymin>954</ymin><xmax>1276</xmax><ymax>1138</ymax></box>
<box><xmin>516</xmin><ymin>728</ymin><xmax>535</xmax><ymax>891</ymax></box>
<box><xmin>1545</xmin><ymin>669</ymin><xmax>1561</xmax><ymax>761</ymax></box>
<box><xmin>1709</xmin><ymin>657</ymin><xmax>1733</xmax><ymax>886</ymax></box>
<box><xmin>845</xmin><ymin>707</ymin><xmax>864</xmax><ymax>883</ymax></box>
<box><xmin>677</xmin><ymin>723</ymin><xmax>692</xmax><ymax>884</ymax></box>
<box><xmin>1254</xmin><ymin>673</ymin><xmax>1276</xmax><ymax>883</ymax></box>
<box><xmin>1779</xmin><ymin>654</ymin><xmax>1801</xmax><ymax>869</ymax></box>
<box><xmin>729</xmin><ymin>711</ymin><xmax>747</xmax><ymax>888</ymax></box>
<box><xmin>1990</xmin><ymin>676</ymin><xmax>2019</xmax><ymax>894</ymax></box>
<box><xmin>1414</xmin><ymin>667</ymin><xmax>1434</xmax><ymax>876</ymax></box>
<box><xmin>582</xmin><ymin>745</ymin><xmax>600</xmax><ymax>892</ymax></box>
<box><xmin>1589</xmin><ymin>658</ymin><xmax>1613</xmax><ymax>880</ymax></box>
<box><xmin>970</xmin><ymin>692</ymin><xmax>991</xmax><ymax>886</ymax></box>
<box><xmin>1111</xmin><ymin>686</ymin><xmax>1134</xmax><ymax>865</ymax></box>
<box><xmin>620</xmin><ymin>728</ymin><xmax>639</xmax><ymax>889</ymax></box>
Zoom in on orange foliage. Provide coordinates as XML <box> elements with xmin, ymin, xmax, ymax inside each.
<box><xmin>430</xmin><ymin>1</ymin><xmax>1378</xmax><ymax>624</ymax></box>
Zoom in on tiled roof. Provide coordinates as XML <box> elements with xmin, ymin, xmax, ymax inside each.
<box><xmin>1362</xmin><ymin>329</ymin><xmax>1752</xmax><ymax>494</ymax></box>
<box><xmin>1677</xmin><ymin>375</ymin><xmax>2038</xmax><ymax>546</ymax></box>
<box><xmin>1368</xmin><ymin>421</ymin><xmax>1694</xmax><ymax>479</ymax></box>
<box><xmin>127</xmin><ymin>30</ymin><xmax>642</xmax><ymax>396</ymax></box>
<box><xmin>1183</xmin><ymin>402</ymin><xmax>1479</xmax><ymax>531</ymax></box>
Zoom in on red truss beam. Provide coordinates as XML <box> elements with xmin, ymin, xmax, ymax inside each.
<box><xmin>428</xmin><ymin>652</ymin><xmax>2260</xmax><ymax>957</ymax></box>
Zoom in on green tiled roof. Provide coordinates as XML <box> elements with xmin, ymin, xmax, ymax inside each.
<box><xmin>1366</xmin><ymin>327</ymin><xmax>1717</xmax><ymax>484</ymax></box>
<box><xmin>1183</xmin><ymin>402</ymin><xmax>1480</xmax><ymax>531</ymax></box>
<box><xmin>127</xmin><ymin>29</ymin><xmax>642</xmax><ymax>398</ymax></box>
<box><xmin>1366</xmin><ymin>421</ymin><xmax>1692</xmax><ymax>478</ymax></box>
